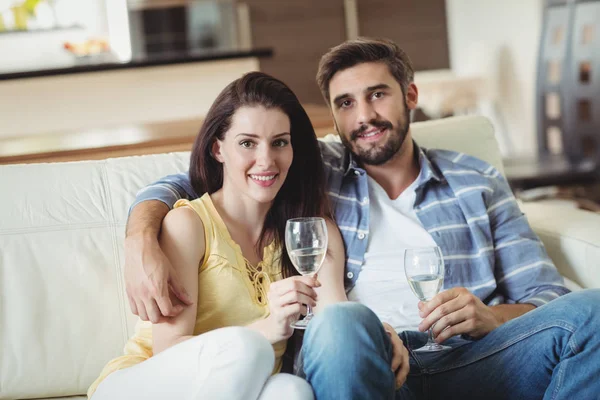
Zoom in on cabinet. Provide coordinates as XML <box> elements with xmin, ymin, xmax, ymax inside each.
<box><xmin>244</xmin><ymin>0</ymin><xmax>449</xmax><ymax>104</ymax></box>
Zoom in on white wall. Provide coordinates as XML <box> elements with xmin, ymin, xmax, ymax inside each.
<box><xmin>0</xmin><ymin>0</ymin><xmax>109</xmax><ymax>73</ymax></box>
<box><xmin>0</xmin><ymin>58</ymin><xmax>260</xmax><ymax>138</ymax></box>
<box><xmin>445</xmin><ymin>0</ymin><xmax>544</xmax><ymax>157</ymax></box>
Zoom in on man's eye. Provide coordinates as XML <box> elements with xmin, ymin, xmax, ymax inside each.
<box><xmin>273</xmin><ymin>139</ymin><xmax>289</xmax><ymax>147</ymax></box>
<box><xmin>340</xmin><ymin>100</ymin><xmax>352</xmax><ymax>108</ymax></box>
<box><xmin>240</xmin><ymin>141</ymin><xmax>255</xmax><ymax>148</ymax></box>
<box><xmin>372</xmin><ymin>92</ymin><xmax>384</xmax><ymax>99</ymax></box>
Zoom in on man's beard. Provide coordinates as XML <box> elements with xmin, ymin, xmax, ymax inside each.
<box><xmin>340</xmin><ymin>107</ymin><xmax>410</xmax><ymax>166</ymax></box>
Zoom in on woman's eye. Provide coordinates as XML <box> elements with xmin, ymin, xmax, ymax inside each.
<box><xmin>240</xmin><ymin>141</ymin><xmax>255</xmax><ymax>148</ymax></box>
<box><xmin>273</xmin><ymin>139</ymin><xmax>289</xmax><ymax>147</ymax></box>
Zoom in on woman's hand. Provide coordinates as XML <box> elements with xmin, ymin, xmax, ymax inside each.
<box><xmin>262</xmin><ymin>275</ymin><xmax>321</xmax><ymax>342</ymax></box>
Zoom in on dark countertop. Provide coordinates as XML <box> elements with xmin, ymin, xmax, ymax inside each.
<box><xmin>0</xmin><ymin>47</ymin><xmax>273</xmax><ymax>81</ymax></box>
<box><xmin>504</xmin><ymin>154</ymin><xmax>599</xmax><ymax>190</ymax></box>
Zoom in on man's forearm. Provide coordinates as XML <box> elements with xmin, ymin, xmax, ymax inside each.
<box><xmin>490</xmin><ymin>303</ymin><xmax>535</xmax><ymax>325</ymax></box>
<box><xmin>126</xmin><ymin>200</ymin><xmax>170</xmax><ymax>238</ymax></box>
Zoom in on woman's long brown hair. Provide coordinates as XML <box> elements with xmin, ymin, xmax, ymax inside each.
<box><xmin>189</xmin><ymin>72</ymin><xmax>330</xmax><ymax>278</ymax></box>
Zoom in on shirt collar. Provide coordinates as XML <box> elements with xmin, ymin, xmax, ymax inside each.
<box><xmin>415</xmin><ymin>142</ymin><xmax>444</xmax><ymax>186</ymax></box>
<box><xmin>344</xmin><ymin>151</ymin><xmax>360</xmax><ymax>176</ymax></box>
<box><xmin>343</xmin><ymin>140</ymin><xmax>444</xmax><ymax>186</ymax></box>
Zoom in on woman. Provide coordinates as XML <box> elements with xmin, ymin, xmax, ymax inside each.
<box><xmin>88</xmin><ymin>72</ymin><xmax>347</xmax><ymax>399</ymax></box>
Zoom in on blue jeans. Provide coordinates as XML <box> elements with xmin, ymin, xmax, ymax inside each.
<box><xmin>300</xmin><ymin>290</ymin><xmax>600</xmax><ymax>400</ymax></box>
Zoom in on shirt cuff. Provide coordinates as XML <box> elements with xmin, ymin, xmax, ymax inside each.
<box><xmin>129</xmin><ymin>187</ymin><xmax>182</xmax><ymax>214</ymax></box>
<box><xmin>520</xmin><ymin>287</ymin><xmax>571</xmax><ymax>307</ymax></box>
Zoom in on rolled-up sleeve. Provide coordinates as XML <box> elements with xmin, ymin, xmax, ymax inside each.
<box><xmin>487</xmin><ymin>172</ymin><xmax>570</xmax><ymax>306</ymax></box>
<box><xmin>129</xmin><ymin>173</ymin><xmax>198</xmax><ymax>213</ymax></box>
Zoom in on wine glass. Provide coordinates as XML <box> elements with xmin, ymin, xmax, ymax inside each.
<box><xmin>285</xmin><ymin>217</ymin><xmax>328</xmax><ymax>329</ymax></box>
<box><xmin>404</xmin><ymin>247</ymin><xmax>450</xmax><ymax>352</ymax></box>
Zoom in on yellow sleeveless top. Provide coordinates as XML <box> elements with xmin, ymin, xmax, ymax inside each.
<box><xmin>88</xmin><ymin>194</ymin><xmax>286</xmax><ymax>398</ymax></box>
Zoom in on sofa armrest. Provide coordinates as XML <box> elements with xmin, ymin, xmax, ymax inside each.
<box><xmin>520</xmin><ymin>201</ymin><xmax>600</xmax><ymax>289</ymax></box>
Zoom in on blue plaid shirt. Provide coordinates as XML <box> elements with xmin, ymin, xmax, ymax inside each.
<box><xmin>133</xmin><ymin>140</ymin><xmax>569</xmax><ymax>307</ymax></box>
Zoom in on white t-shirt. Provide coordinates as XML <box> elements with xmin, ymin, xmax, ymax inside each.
<box><xmin>347</xmin><ymin>173</ymin><xmax>438</xmax><ymax>333</ymax></box>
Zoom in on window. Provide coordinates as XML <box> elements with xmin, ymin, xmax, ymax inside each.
<box><xmin>546</xmin><ymin>92</ymin><xmax>561</xmax><ymax>119</ymax></box>
<box><xmin>580</xmin><ymin>61</ymin><xmax>591</xmax><ymax>84</ymax></box>
<box><xmin>547</xmin><ymin>60</ymin><xmax>562</xmax><ymax>84</ymax></box>
<box><xmin>547</xmin><ymin>126</ymin><xmax>563</xmax><ymax>155</ymax></box>
<box><xmin>552</xmin><ymin>26</ymin><xmax>564</xmax><ymax>45</ymax></box>
<box><xmin>582</xmin><ymin>136</ymin><xmax>597</xmax><ymax>158</ymax></box>
<box><xmin>578</xmin><ymin>99</ymin><xmax>592</xmax><ymax>122</ymax></box>
<box><xmin>582</xmin><ymin>24</ymin><xmax>594</xmax><ymax>45</ymax></box>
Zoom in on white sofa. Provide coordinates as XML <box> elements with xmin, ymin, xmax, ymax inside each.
<box><xmin>1</xmin><ymin>115</ymin><xmax>599</xmax><ymax>400</ymax></box>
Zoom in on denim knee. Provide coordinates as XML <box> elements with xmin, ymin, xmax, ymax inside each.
<box><xmin>565</xmin><ymin>289</ymin><xmax>600</xmax><ymax>316</ymax></box>
<box><xmin>308</xmin><ymin>302</ymin><xmax>379</xmax><ymax>332</ymax></box>
<box><xmin>541</xmin><ymin>289</ymin><xmax>600</xmax><ymax>327</ymax></box>
<box><xmin>300</xmin><ymin>303</ymin><xmax>396</xmax><ymax>399</ymax></box>
<box><xmin>567</xmin><ymin>288</ymin><xmax>600</xmax><ymax>307</ymax></box>
<box><xmin>304</xmin><ymin>302</ymin><xmax>384</xmax><ymax>350</ymax></box>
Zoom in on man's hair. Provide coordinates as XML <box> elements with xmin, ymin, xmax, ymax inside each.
<box><xmin>316</xmin><ymin>37</ymin><xmax>415</xmax><ymax>104</ymax></box>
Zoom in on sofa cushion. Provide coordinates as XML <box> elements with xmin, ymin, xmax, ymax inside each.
<box><xmin>0</xmin><ymin>153</ymin><xmax>188</xmax><ymax>399</ymax></box>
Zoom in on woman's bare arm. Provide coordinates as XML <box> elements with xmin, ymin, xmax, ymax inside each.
<box><xmin>151</xmin><ymin>206</ymin><xmax>205</xmax><ymax>354</ymax></box>
<box><xmin>125</xmin><ymin>201</ymin><xmax>193</xmax><ymax>323</ymax></box>
<box><xmin>313</xmin><ymin>219</ymin><xmax>348</xmax><ymax>312</ymax></box>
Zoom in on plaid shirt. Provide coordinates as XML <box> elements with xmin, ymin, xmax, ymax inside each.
<box><xmin>133</xmin><ymin>139</ymin><xmax>569</xmax><ymax>307</ymax></box>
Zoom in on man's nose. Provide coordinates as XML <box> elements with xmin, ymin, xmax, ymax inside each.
<box><xmin>357</xmin><ymin>101</ymin><xmax>377</xmax><ymax>126</ymax></box>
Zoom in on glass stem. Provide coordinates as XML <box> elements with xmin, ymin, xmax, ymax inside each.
<box><xmin>428</xmin><ymin>327</ymin><xmax>436</xmax><ymax>345</ymax></box>
<box><xmin>305</xmin><ymin>303</ymin><xmax>313</xmax><ymax>319</ymax></box>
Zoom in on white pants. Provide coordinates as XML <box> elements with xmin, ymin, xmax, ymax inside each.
<box><xmin>92</xmin><ymin>327</ymin><xmax>313</xmax><ymax>400</ymax></box>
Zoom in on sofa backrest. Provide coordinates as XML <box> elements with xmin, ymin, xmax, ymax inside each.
<box><xmin>0</xmin><ymin>115</ymin><xmax>499</xmax><ymax>399</ymax></box>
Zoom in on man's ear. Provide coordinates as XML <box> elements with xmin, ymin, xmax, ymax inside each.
<box><xmin>405</xmin><ymin>82</ymin><xmax>419</xmax><ymax>111</ymax></box>
<box><xmin>211</xmin><ymin>140</ymin><xmax>224</xmax><ymax>163</ymax></box>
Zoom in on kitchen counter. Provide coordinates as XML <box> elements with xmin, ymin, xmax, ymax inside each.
<box><xmin>0</xmin><ymin>48</ymin><xmax>273</xmax><ymax>138</ymax></box>
<box><xmin>0</xmin><ymin>47</ymin><xmax>273</xmax><ymax>81</ymax></box>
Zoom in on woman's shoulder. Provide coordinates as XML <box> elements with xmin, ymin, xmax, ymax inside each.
<box><xmin>162</xmin><ymin>205</ymin><xmax>206</xmax><ymax>254</ymax></box>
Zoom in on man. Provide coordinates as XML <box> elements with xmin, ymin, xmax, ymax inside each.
<box><xmin>124</xmin><ymin>38</ymin><xmax>599</xmax><ymax>399</ymax></box>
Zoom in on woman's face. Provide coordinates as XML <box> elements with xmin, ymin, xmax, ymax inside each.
<box><xmin>212</xmin><ymin>106</ymin><xmax>293</xmax><ymax>205</ymax></box>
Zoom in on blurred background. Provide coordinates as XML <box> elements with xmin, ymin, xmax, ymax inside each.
<box><xmin>0</xmin><ymin>0</ymin><xmax>598</xmax><ymax>207</ymax></box>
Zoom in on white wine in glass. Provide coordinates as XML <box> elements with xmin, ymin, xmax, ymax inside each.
<box><xmin>285</xmin><ymin>217</ymin><xmax>328</xmax><ymax>329</ymax></box>
<box><xmin>407</xmin><ymin>274</ymin><xmax>443</xmax><ymax>301</ymax></box>
<box><xmin>404</xmin><ymin>247</ymin><xmax>451</xmax><ymax>352</ymax></box>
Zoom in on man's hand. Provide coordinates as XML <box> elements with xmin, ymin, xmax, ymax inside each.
<box><xmin>418</xmin><ymin>287</ymin><xmax>502</xmax><ymax>343</ymax></box>
<box><xmin>124</xmin><ymin>234</ymin><xmax>193</xmax><ymax>323</ymax></box>
<box><xmin>382</xmin><ymin>322</ymin><xmax>409</xmax><ymax>389</ymax></box>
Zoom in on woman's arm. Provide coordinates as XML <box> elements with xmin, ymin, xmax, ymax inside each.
<box><xmin>313</xmin><ymin>218</ymin><xmax>348</xmax><ymax>312</ymax></box>
<box><xmin>151</xmin><ymin>206</ymin><xmax>205</xmax><ymax>355</ymax></box>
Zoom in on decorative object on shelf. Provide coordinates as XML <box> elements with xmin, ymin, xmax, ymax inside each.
<box><xmin>63</xmin><ymin>38</ymin><xmax>110</xmax><ymax>57</ymax></box>
<box><xmin>0</xmin><ymin>0</ymin><xmax>56</xmax><ymax>31</ymax></box>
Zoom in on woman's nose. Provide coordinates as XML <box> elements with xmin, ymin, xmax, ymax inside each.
<box><xmin>256</xmin><ymin>146</ymin><xmax>275</xmax><ymax>167</ymax></box>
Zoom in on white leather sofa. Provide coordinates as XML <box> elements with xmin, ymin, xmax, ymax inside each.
<box><xmin>1</xmin><ymin>115</ymin><xmax>599</xmax><ymax>400</ymax></box>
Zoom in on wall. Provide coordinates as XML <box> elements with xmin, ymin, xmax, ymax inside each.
<box><xmin>247</xmin><ymin>0</ymin><xmax>449</xmax><ymax>105</ymax></box>
<box><xmin>0</xmin><ymin>58</ymin><xmax>260</xmax><ymax>137</ymax></box>
<box><xmin>0</xmin><ymin>0</ymin><xmax>110</xmax><ymax>72</ymax></box>
<box><xmin>445</xmin><ymin>0</ymin><xmax>544</xmax><ymax>157</ymax></box>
